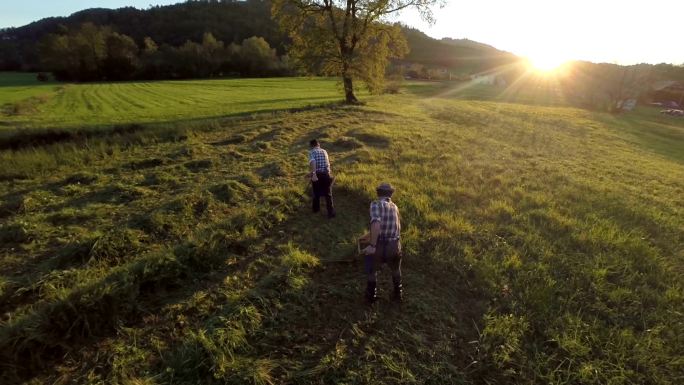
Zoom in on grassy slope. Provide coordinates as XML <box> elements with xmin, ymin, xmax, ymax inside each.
<box><xmin>0</xmin><ymin>75</ymin><xmax>347</xmax><ymax>130</ymax></box>
<box><xmin>0</xmin><ymin>83</ymin><xmax>683</xmax><ymax>384</ymax></box>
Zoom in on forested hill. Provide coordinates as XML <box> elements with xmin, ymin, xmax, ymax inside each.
<box><xmin>0</xmin><ymin>0</ymin><xmax>515</xmax><ymax>73</ymax></box>
<box><xmin>0</xmin><ymin>0</ymin><xmax>282</xmax><ymax>71</ymax></box>
<box><xmin>402</xmin><ymin>28</ymin><xmax>517</xmax><ymax>74</ymax></box>
<box><xmin>11</xmin><ymin>2</ymin><xmax>280</xmax><ymax>48</ymax></box>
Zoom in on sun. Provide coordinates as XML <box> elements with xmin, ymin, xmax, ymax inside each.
<box><xmin>526</xmin><ymin>55</ymin><xmax>567</xmax><ymax>73</ymax></box>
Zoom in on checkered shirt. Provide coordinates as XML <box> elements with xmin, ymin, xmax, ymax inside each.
<box><xmin>309</xmin><ymin>147</ymin><xmax>331</xmax><ymax>173</ymax></box>
<box><xmin>370</xmin><ymin>197</ymin><xmax>401</xmax><ymax>240</ymax></box>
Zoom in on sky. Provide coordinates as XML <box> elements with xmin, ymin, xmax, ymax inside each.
<box><xmin>0</xmin><ymin>1</ymin><xmax>179</xmax><ymax>28</ymax></box>
<box><xmin>396</xmin><ymin>0</ymin><xmax>684</xmax><ymax>66</ymax></box>
<box><xmin>1</xmin><ymin>0</ymin><xmax>683</xmax><ymax>66</ymax></box>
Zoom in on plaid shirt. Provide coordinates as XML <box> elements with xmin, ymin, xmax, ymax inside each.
<box><xmin>370</xmin><ymin>197</ymin><xmax>401</xmax><ymax>240</ymax></box>
<box><xmin>309</xmin><ymin>147</ymin><xmax>331</xmax><ymax>173</ymax></box>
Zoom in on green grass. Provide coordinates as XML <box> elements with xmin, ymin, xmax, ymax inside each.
<box><xmin>0</xmin><ymin>78</ymin><xmax>683</xmax><ymax>384</ymax></box>
<box><xmin>417</xmin><ymin>79</ymin><xmax>568</xmax><ymax>106</ymax></box>
<box><xmin>0</xmin><ymin>74</ymin><xmax>350</xmax><ymax>130</ymax></box>
<box><xmin>0</xmin><ymin>72</ymin><xmax>59</xmax><ymax>108</ymax></box>
<box><xmin>0</xmin><ymin>72</ymin><xmax>55</xmax><ymax>87</ymax></box>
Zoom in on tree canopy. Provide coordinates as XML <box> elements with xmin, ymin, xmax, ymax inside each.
<box><xmin>0</xmin><ymin>0</ymin><xmax>517</xmax><ymax>83</ymax></box>
<box><xmin>0</xmin><ymin>0</ymin><xmax>285</xmax><ymax>72</ymax></box>
<box><xmin>38</xmin><ymin>23</ymin><xmax>290</xmax><ymax>82</ymax></box>
<box><xmin>272</xmin><ymin>0</ymin><xmax>441</xmax><ymax>103</ymax></box>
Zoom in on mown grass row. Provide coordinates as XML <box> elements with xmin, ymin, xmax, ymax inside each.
<box><xmin>0</xmin><ymin>76</ymin><xmax>348</xmax><ymax>130</ymax></box>
<box><xmin>1</xmin><ymin>90</ymin><xmax>683</xmax><ymax>384</ymax></box>
<box><xmin>0</xmin><ymin>104</ymin><xmax>379</xmax><ymax>383</ymax></box>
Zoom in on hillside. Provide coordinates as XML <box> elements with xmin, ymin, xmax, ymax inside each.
<box><xmin>1</xmin><ymin>79</ymin><xmax>682</xmax><ymax>384</ymax></box>
<box><xmin>0</xmin><ymin>0</ymin><xmax>515</xmax><ymax>74</ymax></box>
<box><xmin>0</xmin><ymin>1</ymin><xmax>279</xmax><ymax>46</ymax></box>
<box><xmin>402</xmin><ymin>28</ymin><xmax>517</xmax><ymax>73</ymax></box>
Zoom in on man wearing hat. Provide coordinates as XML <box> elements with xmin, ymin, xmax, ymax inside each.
<box><xmin>308</xmin><ymin>139</ymin><xmax>336</xmax><ymax>218</ymax></box>
<box><xmin>362</xmin><ymin>182</ymin><xmax>403</xmax><ymax>303</ymax></box>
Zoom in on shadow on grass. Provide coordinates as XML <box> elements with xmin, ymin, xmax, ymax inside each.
<box><xmin>48</xmin><ymin>185</ymin><xmax>148</xmax><ymax>211</ymax></box>
<box><xmin>601</xmin><ymin>110</ymin><xmax>684</xmax><ymax>164</ymax></box>
<box><xmin>165</xmin><ymin>176</ymin><xmax>486</xmax><ymax>382</ymax></box>
<box><xmin>291</xmin><ymin>107</ymin><xmax>400</xmax><ymax>150</ymax></box>
<box><xmin>233</xmin><ymin>95</ymin><xmax>340</xmax><ymax>106</ymax></box>
<box><xmin>0</xmin><ymin>108</ymin><xmax>420</xmax><ymax>381</ymax></box>
<box><xmin>254</xmin><ymin>182</ymin><xmax>488</xmax><ymax>382</ymax></box>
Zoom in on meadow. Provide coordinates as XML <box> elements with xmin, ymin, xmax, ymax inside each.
<box><xmin>0</xmin><ymin>75</ymin><xmax>347</xmax><ymax>130</ymax></box>
<box><xmin>0</xmin><ymin>74</ymin><xmax>683</xmax><ymax>385</ymax></box>
<box><xmin>0</xmin><ymin>72</ymin><xmax>59</xmax><ymax>106</ymax></box>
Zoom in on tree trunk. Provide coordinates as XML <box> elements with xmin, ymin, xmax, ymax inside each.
<box><xmin>343</xmin><ymin>75</ymin><xmax>359</xmax><ymax>104</ymax></box>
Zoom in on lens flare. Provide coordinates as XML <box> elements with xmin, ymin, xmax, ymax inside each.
<box><xmin>527</xmin><ymin>55</ymin><xmax>567</xmax><ymax>73</ymax></box>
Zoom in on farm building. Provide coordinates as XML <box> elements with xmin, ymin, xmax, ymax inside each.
<box><xmin>471</xmin><ymin>73</ymin><xmax>507</xmax><ymax>87</ymax></box>
<box><xmin>393</xmin><ymin>61</ymin><xmax>453</xmax><ymax>80</ymax></box>
<box><xmin>618</xmin><ymin>98</ymin><xmax>637</xmax><ymax>111</ymax></box>
<box><xmin>649</xmin><ymin>80</ymin><xmax>684</xmax><ymax>108</ymax></box>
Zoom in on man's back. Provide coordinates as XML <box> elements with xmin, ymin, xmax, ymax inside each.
<box><xmin>370</xmin><ymin>197</ymin><xmax>400</xmax><ymax>240</ymax></box>
<box><xmin>309</xmin><ymin>147</ymin><xmax>331</xmax><ymax>174</ymax></box>
<box><xmin>307</xmin><ymin>139</ymin><xmax>335</xmax><ymax>218</ymax></box>
<box><xmin>364</xmin><ymin>182</ymin><xmax>403</xmax><ymax>304</ymax></box>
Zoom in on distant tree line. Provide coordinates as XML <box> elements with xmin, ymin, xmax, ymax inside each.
<box><xmin>0</xmin><ymin>0</ymin><xmax>286</xmax><ymax>72</ymax></box>
<box><xmin>0</xmin><ymin>0</ymin><xmax>518</xmax><ymax>79</ymax></box>
<box><xmin>38</xmin><ymin>23</ymin><xmax>291</xmax><ymax>81</ymax></box>
<box><xmin>552</xmin><ymin>61</ymin><xmax>684</xmax><ymax>112</ymax></box>
<box><xmin>2</xmin><ymin>0</ymin><xmax>684</xmax><ymax>105</ymax></box>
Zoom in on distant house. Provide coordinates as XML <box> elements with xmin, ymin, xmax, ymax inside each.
<box><xmin>471</xmin><ymin>74</ymin><xmax>495</xmax><ymax>85</ymax></box>
<box><xmin>649</xmin><ymin>80</ymin><xmax>684</xmax><ymax>108</ymax></box>
<box><xmin>403</xmin><ymin>62</ymin><xmax>424</xmax><ymax>74</ymax></box>
<box><xmin>395</xmin><ymin>61</ymin><xmax>452</xmax><ymax>80</ymax></box>
<box><xmin>471</xmin><ymin>73</ymin><xmax>506</xmax><ymax>87</ymax></box>
<box><xmin>395</xmin><ymin>61</ymin><xmax>424</xmax><ymax>79</ymax></box>
<box><xmin>618</xmin><ymin>98</ymin><xmax>637</xmax><ymax>111</ymax></box>
<box><xmin>427</xmin><ymin>67</ymin><xmax>451</xmax><ymax>80</ymax></box>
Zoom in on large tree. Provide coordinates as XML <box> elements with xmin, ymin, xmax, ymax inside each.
<box><xmin>272</xmin><ymin>0</ymin><xmax>440</xmax><ymax>103</ymax></box>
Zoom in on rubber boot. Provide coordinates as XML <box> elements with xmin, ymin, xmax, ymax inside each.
<box><xmin>391</xmin><ymin>277</ymin><xmax>403</xmax><ymax>302</ymax></box>
<box><xmin>365</xmin><ymin>281</ymin><xmax>378</xmax><ymax>304</ymax></box>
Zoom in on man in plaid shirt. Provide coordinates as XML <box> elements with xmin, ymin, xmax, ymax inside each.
<box><xmin>308</xmin><ymin>139</ymin><xmax>336</xmax><ymax>218</ymax></box>
<box><xmin>362</xmin><ymin>182</ymin><xmax>402</xmax><ymax>303</ymax></box>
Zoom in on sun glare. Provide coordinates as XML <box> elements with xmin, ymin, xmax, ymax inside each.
<box><xmin>527</xmin><ymin>55</ymin><xmax>567</xmax><ymax>73</ymax></box>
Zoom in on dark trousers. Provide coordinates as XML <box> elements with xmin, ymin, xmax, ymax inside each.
<box><xmin>312</xmin><ymin>171</ymin><xmax>335</xmax><ymax>216</ymax></box>
<box><xmin>365</xmin><ymin>239</ymin><xmax>402</xmax><ymax>282</ymax></box>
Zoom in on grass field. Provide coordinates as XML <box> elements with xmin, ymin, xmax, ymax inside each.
<box><xmin>0</xmin><ymin>76</ymin><xmax>683</xmax><ymax>384</ymax></box>
<box><xmin>0</xmin><ymin>72</ymin><xmax>59</xmax><ymax>107</ymax></box>
<box><xmin>0</xmin><ymin>75</ymin><xmax>348</xmax><ymax>130</ymax></box>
